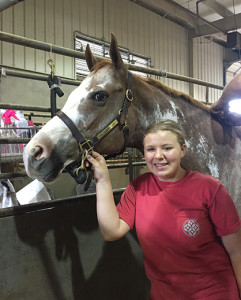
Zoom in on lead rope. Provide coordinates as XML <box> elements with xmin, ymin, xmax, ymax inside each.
<box><xmin>74</xmin><ymin>149</ymin><xmax>93</xmax><ymax>191</ymax></box>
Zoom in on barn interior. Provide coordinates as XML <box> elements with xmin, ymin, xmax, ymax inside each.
<box><xmin>0</xmin><ymin>0</ymin><xmax>241</xmax><ymax>299</ymax></box>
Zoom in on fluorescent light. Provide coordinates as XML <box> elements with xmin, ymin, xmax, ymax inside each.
<box><xmin>229</xmin><ymin>99</ymin><xmax>241</xmax><ymax>114</ymax></box>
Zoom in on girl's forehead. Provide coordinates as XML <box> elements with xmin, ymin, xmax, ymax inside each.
<box><xmin>145</xmin><ymin>130</ymin><xmax>177</xmax><ymax>139</ymax></box>
<box><xmin>143</xmin><ymin>130</ymin><xmax>180</xmax><ymax>145</ymax></box>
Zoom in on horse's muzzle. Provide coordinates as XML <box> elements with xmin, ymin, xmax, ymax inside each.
<box><xmin>23</xmin><ymin>146</ymin><xmax>64</xmax><ymax>182</ymax></box>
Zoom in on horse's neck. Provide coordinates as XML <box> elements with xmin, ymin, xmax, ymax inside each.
<box><xmin>126</xmin><ymin>83</ymin><xmax>157</xmax><ymax>150</ymax></box>
<box><xmin>128</xmin><ymin>76</ymin><xmax>211</xmax><ymax>151</ymax></box>
<box><xmin>128</xmin><ymin>77</ymin><xmax>178</xmax><ymax>147</ymax></box>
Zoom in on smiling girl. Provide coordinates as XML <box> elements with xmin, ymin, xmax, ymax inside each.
<box><xmin>87</xmin><ymin>119</ymin><xmax>241</xmax><ymax>300</ymax></box>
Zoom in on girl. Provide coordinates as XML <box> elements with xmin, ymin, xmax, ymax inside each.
<box><xmin>87</xmin><ymin>119</ymin><xmax>241</xmax><ymax>300</ymax></box>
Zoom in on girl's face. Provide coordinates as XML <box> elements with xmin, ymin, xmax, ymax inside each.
<box><xmin>143</xmin><ymin>130</ymin><xmax>186</xmax><ymax>182</ymax></box>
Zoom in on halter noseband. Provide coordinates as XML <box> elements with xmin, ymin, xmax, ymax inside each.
<box><xmin>56</xmin><ymin>71</ymin><xmax>133</xmax><ymax>185</ymax></box>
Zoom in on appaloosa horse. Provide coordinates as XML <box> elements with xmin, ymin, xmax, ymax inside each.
<box><xmin>23</xmin><ymin>34</ymin><xmax>241</xmax><ymax>213</ymax></box>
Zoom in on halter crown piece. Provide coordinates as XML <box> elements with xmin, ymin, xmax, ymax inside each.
<box><xmin>56</xmin><ymin>71</ymin><xmax>133</xmax><ymax>188</ymax></box>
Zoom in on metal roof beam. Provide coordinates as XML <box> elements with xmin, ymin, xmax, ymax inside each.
<box><xmin>191</xmin><ymin>12</ymin><xmax>241</xmax><ymax>37</ymax></box>
<box><xmin>199</xmin><ymin>0</ymin><xmax>233</xmax><ymax>18</ymax></box>
<box><xmin>129</xmin><ymin>0</ymin><xmax>200</xmax><ymax>29</ymax></box>
<box><xmin>0</xmin><ymin>0</ymin><xmax>24</xmax><ymax>12</ymax></box>
<box><xmin>130</xmin><ymin>0</ymin><xmax>226</xmax><ymax>37</ymax></box>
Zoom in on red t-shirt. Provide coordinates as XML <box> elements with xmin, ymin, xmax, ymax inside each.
<box><xmin>117</xmin><ymin>171</ymin><xmax>241</xmax><ymax>300</ymax></box>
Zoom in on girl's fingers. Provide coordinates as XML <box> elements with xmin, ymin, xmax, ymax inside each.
<box><xmin>86</xmin><ymin>154</ymin><xmax>93</xmax><ymax>162</ymax></box>
<box><xmin>87</xmin><ymin>151</ymin><xmax>103</xmax><ymax>163</ymax></box>
<box><xmin>91</xmin><ymin>151</ymin><xmax>102</xmax><ymax>160</ymax></box>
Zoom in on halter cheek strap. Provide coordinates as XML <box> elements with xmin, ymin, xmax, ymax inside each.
<box><xmin>56</xmin><ymin>110</ymin><xmax>120</xmax><ymax>154</ymax></box>
<box><xmin>56</xmin><ymin>71</ymin><xmax>133</xmax><ymax>184</ymax></box>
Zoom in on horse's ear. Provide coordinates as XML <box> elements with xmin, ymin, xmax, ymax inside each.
<box><xmin>85</xmin><ymin>44</ymin><xmax>97</xmax><ymax>71</ymax></box>
<box><xmin>109</xmin><ymin>33</ymin><xmax>124</xmax><ymax>70</ymax></box>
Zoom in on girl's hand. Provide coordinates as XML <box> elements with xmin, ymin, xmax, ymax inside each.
<box><xmin>86</xmin><ymin>151</ymin><xmax>109</xmax><ymax>182</ymax></box>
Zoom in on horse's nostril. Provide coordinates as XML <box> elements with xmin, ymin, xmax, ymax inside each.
<box><xmin>30</xmin><ymin>146</ymin><xmax>43</xmax><ymax>160</ymax></box>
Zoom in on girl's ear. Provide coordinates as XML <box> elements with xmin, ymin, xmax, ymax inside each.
<box><xmin>181</xmin><ymin>144</ymin><xmax>186</xmax><ymax>158</ymax></box>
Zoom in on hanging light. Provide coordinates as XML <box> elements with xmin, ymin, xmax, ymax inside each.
<box><xmin>229</xmin><ymin>99</ymin><xmax>241</xmax><ymax>114</ymax></box>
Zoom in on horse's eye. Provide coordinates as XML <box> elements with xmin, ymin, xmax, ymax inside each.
<box><xmin>94</xmin><ymin>91</ymin><xmax>107</xmax><ymax>102</ymax></box>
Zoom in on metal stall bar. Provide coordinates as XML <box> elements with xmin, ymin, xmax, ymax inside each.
<box><xmin>0</xmin><ymin>161</ymin><xmax>147</xmax><ymax>180</ymax></box>
<box><xmin>0</xmin><ymin>31</ymin><xmax>224</xmax><ymax>90</ymax></box>
<box><xmin>0</xmin><ymin>137</ymin><xmax>30</xmax><ymax>144</ymax></box>
<box><xmin>0</xmin><ymin>187</ymin><xmax>126</xmax><ymax>218</ymax></box>
<box><xmin>126</xmin><ymin>64</ymin><xmax>224</xmax><ymax>90</ymax></box>
<box><xmin>0</xmin><ymin>66</ymin><xmax>81</xmax><ymax>86</ymax></box>
<box><xmin>0</xmin><ymin>103</ymin><xmax>53</xmax><ymax>112</ymax></box>
<box><xmin>0</xmin><ymin>31</ymin><xmax>86</xmax><ymax>59</ymax></box>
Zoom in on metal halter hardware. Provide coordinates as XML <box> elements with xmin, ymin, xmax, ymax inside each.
<box><xmin>56</xmin><ymin>71</ymin><xmax>133</xmax><ymax>184</ymax></box>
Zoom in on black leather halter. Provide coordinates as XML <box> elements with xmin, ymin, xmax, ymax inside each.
<box><xmin>56</xmin><ymin>71</ymin><xmax>133</xmax><ymax>185</ymax></box>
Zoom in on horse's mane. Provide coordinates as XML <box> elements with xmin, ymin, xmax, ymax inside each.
<box><xmin>140</xmin><ymin>76</ymin><xmax>211</xmax><ymax>113</ymax></box>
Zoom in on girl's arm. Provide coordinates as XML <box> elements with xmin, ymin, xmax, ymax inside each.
<box><xmin>221</xmin><ymin>227</ymin><xmax>241</xmax><ymax>298</ymax></box>
<box><xmin>87</xmin><ymin>151</ymin><xmax>130</xmax><ymax>241</ymax></box>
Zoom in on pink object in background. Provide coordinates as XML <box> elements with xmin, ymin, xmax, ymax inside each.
<box><xmin>1</xmin><ymin>109</ymin><xmax>19</xmax><ymax>124</ymax></box>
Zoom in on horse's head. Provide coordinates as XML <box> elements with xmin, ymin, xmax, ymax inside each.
<box><xmin>211</xmin><ymin>72</ymin><xmax>241</xmax><ymax>126</ymax></box>
<box><xmin>23</xmin><ymin>34</ymin><xmax>132</xmax><ymax>182</ymax></box>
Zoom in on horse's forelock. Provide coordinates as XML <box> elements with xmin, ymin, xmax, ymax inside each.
<box><xmin>91</xmin><ymin>60</ymin><xmax>127</xmax><ymax>79</ymax></box>
<box><xmin>91</xmin><ymin>60</ymin><xmax>113</xmax><ymax>73</ymax></box>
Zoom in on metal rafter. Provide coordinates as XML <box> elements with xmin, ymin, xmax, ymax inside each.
<box><xmin>191</xmin><ymin>12</ymin><xmax>241</xmax><ymax>38</ymax></box>
<box><xmin>130</xmin><ymin>0</ymin><xmax>227</xmax><ymax>38</ymax></box>
<box><xmin>198</xmin><ymin>0</ymin><xmax>233</xmax><ymax>18</ymax></box>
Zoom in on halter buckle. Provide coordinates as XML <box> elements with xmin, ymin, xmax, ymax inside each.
<box><xmin>79</xmin><ymin>140</ymin><xmax>93</xmax><ymax>153</ymax></box>
<box><xmin>123</xmin><ymin>120</ymin><xmax>128</xmax><ymax>129</ymax></box>
<box><xmin>75</xmin><ymin>149</ymin><xmax>88</xmax><ymax>176</ymax></box>
<box><xmin>126</xmin><ymin>89</ymin><xmax>133</xmax><ymax>101</ymax></box>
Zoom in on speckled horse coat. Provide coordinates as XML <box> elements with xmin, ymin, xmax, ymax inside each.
<box><xmin>23</xmin><ymin>34</ymin><xmax>241</xmax><ymax>214</ymax></box>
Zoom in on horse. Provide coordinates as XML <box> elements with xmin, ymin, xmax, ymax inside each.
<box><xmin>23</xmin><ymin>34</ymin><xmax>241</xmax><ymax>214</ymax></box>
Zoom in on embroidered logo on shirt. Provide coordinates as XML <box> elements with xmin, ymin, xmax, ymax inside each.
<box><xmin>182</xmin><ymin>219</ymin><xmax>200</xmax><ymax>237</ymax></box>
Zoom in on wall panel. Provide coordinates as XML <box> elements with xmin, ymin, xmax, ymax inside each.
<box><xmin>193</xmin><ymin>37</ymin><xmax>223</xmax><ymax>103</ymax></box>
<box><xmin>44</xmin><ymin>0</ymin><xmax>55</xmax><ymax>75</ymax></box>
<box><xmin>87</xmin><ymin>0</ymin><xmax>96</xmax><ymax>37</ymax></box>
<box><xmin>1</xmin><ymin>7</ymin><xmax>14</xmax><ymax>67</ymax></box>
<box><xmin>35</xmin><ymin>0</ymin><xmax>46</xmax><ymax>74</ymax></box>
<box><xmin>94</xmin><ymin>0</ymin><xmax>103</xmax><ymax>39</ymax></box>
<box><xmin>24</xmin><ymin>0</ymin><xmax>35</xmax><ymax>71</ymax></box>
<box><xmin>72</xmin><ymin>0</ymin><xmax>80</xmax><ymax>34</ymax></box>
<box><xmin>0</xmin><ymin>0</ymin><xmax>224</xmax><ymax>100</ymax></box>
<box><xmin>13</xmin><ymin>3</ymin><xmax>25</xmax><ymax>69</ymax></box>
<box><xmin>54</xmin><ymin>0</ymin><xmax>64</xmax><ymax>76</ymax></box>
<box><xmin>79</xmin><ymin>0</ymin><xmax>88</xmax><ymax>35</ymax></box>
<box><xmin>63</xmin><ymin>0</ymin><xmax>73</xmax><ymax>78</ymax></box>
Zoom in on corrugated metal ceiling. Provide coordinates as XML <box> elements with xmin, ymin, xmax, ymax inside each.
<box><xmin>131</xmin><ymin>0</ymin><xmax>241</xmax><ymax>80</ymax></box>
<box><xmin>174</xmin><ymin>0</ymin><xmax>241</xmax><ymax>34</ymax></box>
<box><xmin>171</xmin><ymin>0</ymin><xmax>241</xmax><ymax>82</ymax></box>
